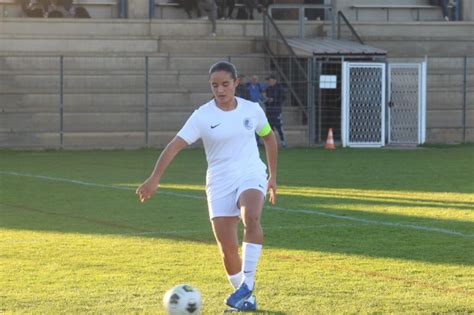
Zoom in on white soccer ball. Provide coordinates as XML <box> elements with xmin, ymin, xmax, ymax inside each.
<box><xmin>163</xmin><ymin>284</ymin><xmax>202</xmax><ymax>315</ymax></box>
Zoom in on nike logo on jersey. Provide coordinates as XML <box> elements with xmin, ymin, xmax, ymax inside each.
<box><xmin>211</xmin><ymin>123</ymin><xmax>221</xmax><ymax>129</ymax></box>
<box><xmin>258</xmin><ymin>184</ymin><xmax>264</xmax><ymax>189</ymax></box>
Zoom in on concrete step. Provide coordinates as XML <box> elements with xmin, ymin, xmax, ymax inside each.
<box><xmin>0</xmin><ymin>131</ymin><xmax>61</xmax><ymax>149</ymax></box>
<box><xmin>158</xmin><ymin>37</ymin><xmax>263</xmax><ymax>54</ymax></box>
<box><xmin>350</xmin><ymin>7</ymin><xmax>442</xmax><ymax>22</ymax></box>
<box><xmin>356</xmin><ymin>0</ymin><xmax>428</xmax><ymax>5</ymax></box>
<box><xmin>0</xmin><ymin>37</ymin><xmax>159</xmax><ymax>53</ymax></box>
<box><xmin>0</xmin><ymin>92</ymin><xmax>213</xmax><ymax>112</ymax></box>
<box><xmin>0</xmin><ymin>19</ymin><xmax>152</xmax><ymax>37</ymax></box>
<box><xmin>0</xmin><ymin>19</ymin><xmax>263</xmax><ymax>38</ymax></box>
<box><xmin>426</xmin><ymin>90</ymin><xmax>474</xmax><ymax>110</ymax></box>
<box><xmin>0</xmin><ymin>125</ymin><xmax>308</xmax><ymax>149</ymax></box>
<box><xmin>0</xmin><ymin>113</ymin><xmax>60</xmax><ymax>133</ymax></box>
<box><xmin>0</xmin><ymin>70</ymin><xmax>275</xmax><ymax>92</ymax></box>
<box><xmin>1</xmin><ymin>106</ymin><xmax>304</xmax><ymax>133</ymax></box>
<box><xmin>369</xmin><ymin>38</ymin><xmax>474</xmax><ymax>57</ymax></box>
<box><xmin>355</xmin><ymin>22</ymin><xmax>474</xmax><ymax>40</ymax></box>
<box><xmin>427</xmin><ymin>73</ymin><xmax>474</xmax><ymax>89</ymax></box>
<box><xmin>0</xmin><ymin>36</ymin><xmax>262</xmax><ymax>55</ymax></box>
<box><xmin>0</xmin><ymin>72</ymin><xmax>201</xmax><ymax>91</ymax></box>
<box><xmin>0</xmin><ymin>54</ymin><xmax>269</xmax><ymax>73</ymax></box>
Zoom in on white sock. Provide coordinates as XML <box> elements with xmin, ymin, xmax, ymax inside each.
<box><xmin>227</xmin><ymin>271</ymin><xmax>243</xmax><ymax>290</ymax></box>
<box><xmin>241</xmin><ymin>242</ymin><xmax>262</xmax><ymax>290</ymax></box>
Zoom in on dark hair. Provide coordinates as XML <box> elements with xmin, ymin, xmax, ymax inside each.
<box><xmin>209</xmin><ymin>61</ymin><xmax>238</xmax><ymax>80</ymax></box>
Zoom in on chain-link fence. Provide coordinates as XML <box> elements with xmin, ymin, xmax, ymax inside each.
<box><xmin>0</xmin><ymin>54</ymin><xmax>472</xmax><ymax>148</ymax></box>
<box><xmin>0</xmin><ymin>54</ymin><xmax>273</xmax><ymax>149</ymax></box>
<box><xmin>265</xmin><ymin>55</ymin><xmax>473</xmax><ymax>145</ymax></box>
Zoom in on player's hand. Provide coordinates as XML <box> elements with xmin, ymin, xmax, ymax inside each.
<box><xmin>267</xmin><ymin>176</ymin><xmax>277</xmax><ymax>205</ymax></box>
<box><xmin>136</xmin><ymin>177</ymin><xmax>159</xmax><ymax>203</ymax></box>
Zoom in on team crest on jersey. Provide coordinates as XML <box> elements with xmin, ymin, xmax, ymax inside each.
<box><xmin>243</xmin><ymin>118</ymin><xmax>253</xmax><ymax>130</ymax></box>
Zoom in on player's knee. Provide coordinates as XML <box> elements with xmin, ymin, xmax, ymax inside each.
<box><xmin>242</xmin><ymin>212</ymin><xmax>261</xmax><ymax>230</ymax></box>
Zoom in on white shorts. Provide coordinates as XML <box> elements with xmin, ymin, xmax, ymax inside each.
<box><xmin>207</xmin><ymin>176</ymin><xmax>267</xmax><ymax>220</ymax></box>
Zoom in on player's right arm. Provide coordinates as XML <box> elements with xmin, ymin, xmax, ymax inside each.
<box><xmin>136</xmin><ymin>136</ymin><xmax>188</xmax><ymax>203</ymax></box>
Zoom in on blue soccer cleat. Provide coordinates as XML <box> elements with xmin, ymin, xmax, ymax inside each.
<box><xmin>240</xmin><ymin>295</ymin><xmax>257</xmax><ymax>311</ymax></box>
<box><xmin>223</xmin><ymin>295</ymin><xmax>256</xmax><ymax>313</ymax></box>
<box><xmin>225</xmin><ymin>282</ymin><xmax>253</xmax><ymax>309</ymax></box>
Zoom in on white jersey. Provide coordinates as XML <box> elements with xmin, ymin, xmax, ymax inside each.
<box><xmin>177</xmin><ymin>97</ymin><xmax>269</xmax><ymax>199</ymax></box>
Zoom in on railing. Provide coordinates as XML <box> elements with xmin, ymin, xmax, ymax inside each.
<box><xmin>337</xmin><ymin>11</ymin><xmax>363</xmax><ymax>44</ymax></box>
<box><xmin>262</xmin><ymin>4</ymin><xmax>342</xmax><ymax>117</ymax></box>
<box><xmin>267</xmin><ymin>3</ymin><xmax>336</xmax><ymax>40</ymax></box>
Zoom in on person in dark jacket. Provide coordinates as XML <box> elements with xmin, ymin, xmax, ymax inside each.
<box><xmin>265</xmin><ymin>74</ymin><xmax>287</xmax><ymax>147</ymax></box>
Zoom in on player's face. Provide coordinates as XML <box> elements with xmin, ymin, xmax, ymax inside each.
<box><xmin>210</xmin><ymin>71</ymin><xmax>239</xmax><ymax>106</ymax></box>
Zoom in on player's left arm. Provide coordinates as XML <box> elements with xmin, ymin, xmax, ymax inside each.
<box><xmin>260</xmin><ymin>127</ymin><xmax>278</xmax><ymax>205</ymax></box>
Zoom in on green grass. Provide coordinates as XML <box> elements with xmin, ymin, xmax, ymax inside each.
<box><xmin>1</xmin><ymin>146</ymin><xmax>473</xmax><ymax>314</ymax></box>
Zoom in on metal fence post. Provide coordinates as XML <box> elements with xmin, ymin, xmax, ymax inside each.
<box><xmin>60</xmin><ymin>55</ymin><xmax>64</xmax><ymax>149</ymax></box>
<box><xmin>307</xmin><ymin>57</ymin><xmax>314</xmax><ymax>145</ymax></box>
<box><xmin>145</xmin><ymin>56</ymin><xmax>149</xmax><ymax>147</ymax></box>
<box><xmin>119</xmin><ymin>0</ymin><xmax>126</xmax><ymax>18</ymax></box>
<box><xmin>149</xmin><ymin>0</ymin><xmax>155</xmax><ymax>19</ymax></box>
<box><xmin>463</xmin><ymin>56</ymin><xmax>467</xmax><ymax>142</ymax></box>
<box><xmin>317</xmin><ymin>59</ymin><xmax>322</xmax><ymax>144</ymax></box>
<box><xmin>299</xmin><ymin>6</ymin><xmax>304</xmax><ymax>39</ymax></box>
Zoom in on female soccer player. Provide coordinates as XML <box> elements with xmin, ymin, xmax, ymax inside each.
<box><xmin>136</xmin><ymin>61</ymin><xmax>278</xmax><ymax>312</ymax></box>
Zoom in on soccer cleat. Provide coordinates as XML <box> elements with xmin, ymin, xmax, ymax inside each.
<box><xmin>223</xmin><ymin>295</ymin><xmax>256</xmax><ymax>313</ymax></box>
<box><xmin>225</xmin><ymin>282</ymin><xmax>253</xmax><ymax>309</ymax></box>
<box><xmin>240</xmin><ymin>295</ymin><xmax>257</xmax><ymax>311</ymax></box>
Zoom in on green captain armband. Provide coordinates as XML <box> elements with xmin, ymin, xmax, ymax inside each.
<box><xmin>256</xmin><ymin>122</ymin><xmax>271</xmax><ymax>137</ymax></box>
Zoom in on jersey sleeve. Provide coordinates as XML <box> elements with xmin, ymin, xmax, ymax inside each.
<box><xmin>177</xmin><ymin>110</ymin><xmax>201</xmax><ymax>145</ymax></box>
<box><xmin>255</xmin><ymin>104</ymin><xmax>271</xmax><ymax>137</ymax></box>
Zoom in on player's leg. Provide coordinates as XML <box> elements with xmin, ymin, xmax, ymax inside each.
<box><xmin>213</xmin><ymin>216</ymin><xmax>260</xmax><ymax>312</ymax></box>
<box><xmin>239</xmin><ymin>188</ymin><xmax>264</xmax><ymax>289</ymax></box>
<box><xmin>226</xmin><ymin>186</ymin><xmax>265</xmax><ymax>309</ymax></box>
<box><xmin>211</xmin><ymin>216</ymin><xmax>241</xmax><ymax>276</ymax></box>
<box><xmin>208</xmin><ymin>191</ymin><xmax>244</xmax><ymax>291</ymax></box>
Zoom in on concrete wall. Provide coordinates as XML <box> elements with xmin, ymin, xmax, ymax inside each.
<box><xmin>462</xmin><ymin>0</ymin><xmax>474</xmax><ymax>21</ymax></box>
<box><xmin>0</xmin><ymin>18</ymin><xmax>473</xmax><ymax>146</ymax></box>
<box><xmin>127</xmin><ymin>0</ymin><xmax>149</xmax><ymax>19</ymax></box>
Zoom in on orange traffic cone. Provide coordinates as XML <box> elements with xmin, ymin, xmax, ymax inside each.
<box><xmin>325</xmin><ymin>128</ymin><xmax>336</xmax><ymax>150</ymax></box>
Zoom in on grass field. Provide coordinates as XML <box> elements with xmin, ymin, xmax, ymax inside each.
<box><xmin>1</xmin><ymin>146</ymin><xmax>473</xmax><ymax>314</ymax></box>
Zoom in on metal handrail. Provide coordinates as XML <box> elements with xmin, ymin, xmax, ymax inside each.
<box><xmin>267</xmin><ymin>3</ymin><xmax>335</xmax><ymax>40</ymax></box>
<box><xmin>261</xmin><ymin>6</ymin><xmax>310</xmax><ymax>115</ymax></box>
<box><xmin>337</xmin><ymin>11</ymin><xmax>364</xmax><ymax>44</ymax></box>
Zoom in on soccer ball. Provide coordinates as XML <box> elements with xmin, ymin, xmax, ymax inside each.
<box><xmin>163</xmin><ymin>284</ymin><xmax>202</xmax><ymax>315</ymax></box>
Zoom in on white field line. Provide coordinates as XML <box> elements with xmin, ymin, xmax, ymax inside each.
<box><xmin>126</xmin><ymin>223</ymin><xmax>362</xmax><ymax>237</ymax></box>
<box><xmin>1</xmin><ymin>171</ymin><xmax>473</xmax><ymax>239</ymax></box>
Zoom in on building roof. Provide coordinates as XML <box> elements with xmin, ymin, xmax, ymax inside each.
<box><xmin>285</xmin><ymin>38</ymin><xmax>387</xmax><ymax>56</ymax></box>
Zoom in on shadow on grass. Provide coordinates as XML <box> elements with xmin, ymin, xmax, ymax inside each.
<box><xmin>1</xmin><ymin>183</ymin><xmax>473</xmax><ymax>267</ymax></box>
<box><xmin>1</xmin><ymin>146</ymin><xmax>473</xmax><ymax>267</ymax></box>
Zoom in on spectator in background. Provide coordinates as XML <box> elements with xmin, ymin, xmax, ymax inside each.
<box><xmin>265</xmin><ymin>74</ymin><xmax>287</xmax><ymax>148</ymax></box>
<box><xmin>243</xmin><ymin>0</ymin><xmax>255</xmax><ymax>19</ymax></box>
<box><xmin>430</xmin><ymin>0</ymin><xmax>450</xmax><ymax>21</ymax></box>
<box><xmin>216</xmin><ymin>0</ymin><xmax>235</xmax><ymax>19</ymax></box>
<box><xmin>19</xmin><ymin>0</ymin><xmax>89</xmax><ymax>18</ymax></box>
<box><xmin>246</xmin><ymin>75</ymin><xmax>266</xmax><ymax>105</ymax></box>
<box><xmin>198</xmin><ymin>0</ymin><xmax>217</xmax><ymax>36</ymax></box>
<box><xmin>236</xmin><ymin>74</ymin><xmax>250</xmax><ymax>100</ymax></box>
<box><xmin>19</xmin><ymin>0</ymin><xmax>45</xmax><ymax>17</ymax></box>
<box><xmin>224</xmin><ymin>0</ymin><xmax>235</xmax><ymax>19</ymax></box>
<box><xmin>74</xmin><ymin>6</ymin><xmax>90</xmax><ymax>18</ymax></box>
<box><xmin>216</xmin><ymin>0</ymin><xmax>225</xmax><ymax>19</ymax></box>
<box><xmin>179</xmin><ymin>0</ymin><xmax>201</xmax><ymax>18</ymax></box>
